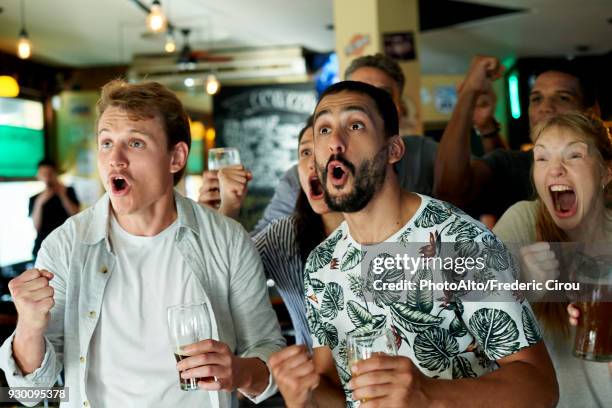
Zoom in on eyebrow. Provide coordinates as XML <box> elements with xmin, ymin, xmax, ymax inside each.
<box><xmin>97</xmin><ymin>128</ymin><xmax>154</xmax><ymax>138</ymax></box>
<box><xmin>314</xmin><ymin>105</ymin><xmax>368</xmax><ymax>122</ymax></box>
<box><xmin>534</xmin><ymin>141</ymin><xmax>588</xmax><ymax>149</ymax></box>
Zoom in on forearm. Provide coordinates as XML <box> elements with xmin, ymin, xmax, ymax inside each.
<box><xmin>310</xmin><ymin>375</ymin><xmax>345</xmax><ymax>408</ymax></box>
<box><xmin>58</xmin><ymin>194</ymin><xmax>79</xmax><ymax>216</ymax></box>
<box><xmin>434</xmin><ymin>90</ymin><xmax>478</xmax><ymax>202</ymax></box>
<box><xmin>12</xmin><ymin>326</ymin><xmax>45</xmax><ymax>375</ymax></box>
<box><xmin>219</xmin><ymin>203</ymin><xmax>241</xmax><ymax>220</ymax></box>
<box><xmin>425</xmin><ymin>360</ymin><xmax>558</xmax><ymax>408</ymax></box>
<box><xmin>236</xmin><ymin>357</ymin><xmax>270</xmax><ymax>397</ymax></box>
<box><xmin>31</xmin><ymin>202</ymin><xmax>44</xmax><ymax>232</ymax></box>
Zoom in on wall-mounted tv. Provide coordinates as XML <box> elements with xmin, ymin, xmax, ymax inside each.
<box><xmin>0</xmin><ymin>97</ymin><xmax>45</xmax><ymax>178</ymax></box>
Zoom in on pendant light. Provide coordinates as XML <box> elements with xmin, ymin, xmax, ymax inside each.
<box><xmin>17</xmin><ymin>0</ymin><xmax>32</xmax><ymax>59</ymax></box>
<box><xmin>146</xmin><ymin>0</ymin><xmax>167</xmax><ymax>33</ymax></box>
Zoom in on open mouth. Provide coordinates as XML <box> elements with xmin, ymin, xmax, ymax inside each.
<box><xmin>549</xmin><ymin>184</ymin><xmax>577</xmax><ymax>218</ymax></box>
<box><xmin>308</xmin><ymin>176</ymin><xmax>324</xmax><ymax>199</ymax></box>
<box><xmin>110</xmin><ymin>175</ymin><xmax>131</xmax><ymax>196</ymax></box>
<box><xmin>327</xmin><ymin>161</ymin><xmax>350</xmax><ymax>187</ymax></box>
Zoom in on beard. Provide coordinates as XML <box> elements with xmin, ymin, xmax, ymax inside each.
<box><xmin>318</xmin><ymin>146</ymin><xmax>388</xmax><ymax>213</ymax></box>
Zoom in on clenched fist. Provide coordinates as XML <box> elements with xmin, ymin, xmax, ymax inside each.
<box><xmin>9</xmin><ymin>268</ymin><xmax>55</xmax><ymax>334</ymax></box>
<box><xmin>269</xmin><ymin>345</ymin><xmax>320</xmax><ymax>408</ymax></box>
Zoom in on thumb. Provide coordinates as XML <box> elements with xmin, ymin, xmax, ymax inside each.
<box><xmin>39</xmin><ymin>270</ymin><xmax>54</xmax><ymax>281</ymax></box>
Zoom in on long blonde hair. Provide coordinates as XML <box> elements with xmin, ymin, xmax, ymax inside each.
<box><xmin>531</xmin><ymin>113</ymin><xmax>612</xmax><ymax>334</ymax></box>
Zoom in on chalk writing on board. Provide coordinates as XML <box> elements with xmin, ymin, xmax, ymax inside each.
<box><xmin>215</xmin><ymin>84</ymin><xmax>317</xmax><ymax>190</ymax></box>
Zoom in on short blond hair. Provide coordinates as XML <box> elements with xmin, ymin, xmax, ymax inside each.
<box><xmin>96</xmin><ymin>80</ymin><xmax>191</xmax><ymax>185</ymax></box>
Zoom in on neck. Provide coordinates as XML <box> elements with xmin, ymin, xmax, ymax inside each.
<box><xmin>321</xmin><ymin>211</ymin><xmax>344</xmax><ymax>236</ymax></box>
<box><xmin>343</xmin><ymin>172</ymin><xmax>420</xmax><ymax>244</ymax></box>
<box><xmin>565</xmin><ymin>200</ymin><xmax>610</xmax><ymax>242</ymax></box>
<box><xmin>113</xmin><ymin>190</ymin><xmax>178</xmax><ymax>236</ymax></box>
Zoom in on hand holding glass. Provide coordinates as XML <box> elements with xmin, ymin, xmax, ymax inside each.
<box><xmin>346</xmin><ymin>328</ymin><xmax>397</xmax><ymax>402</ymax></box>
<box><xmin>167</xmin><ymin>302</ymin><xmax>213</xmax><ymax>391</ymax></box>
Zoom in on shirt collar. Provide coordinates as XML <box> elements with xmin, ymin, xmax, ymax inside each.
<box><xmin>82</xmin><ymin>190</ymin><xmax>200</xmax><ymax>246</ymax></box>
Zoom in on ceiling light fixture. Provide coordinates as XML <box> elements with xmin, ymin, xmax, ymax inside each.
<box><xmin>146</xmin><ymin>0</ymin><xmax>167</xmax><ymax>33</ymax></box>
<box><xmin>16</xmin><ymin>0</ymin><xmax>31</xmax><ymax>59</ymax></box>
<box><xmin>164</xmin><ymin>28</ymin><xmax>176</xmax><ymax>53</ymax></box>
<box><xmin>205</xmin><ymin>74</ymin><xmax>220</xmax><ymax>95</ymax></box>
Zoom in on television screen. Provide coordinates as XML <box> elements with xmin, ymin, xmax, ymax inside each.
<box><xmin>0</xmin><ymin>98</ymin><xmax>45</xmax><ymax>178</ymax></box>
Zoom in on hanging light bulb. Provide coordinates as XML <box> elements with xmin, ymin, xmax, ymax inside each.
<box><xmin>164</xmin><ymin>30</ymin><xmax>176</xmax><ymax>53</ymax></box>
<box><xmin>146</xmin><ymin>0</ymin><xmax>167</xmax><ymax>33</ymax></box>
<box><xmin>205</xmin><ymin>74</ymin><xmax>220</xmax><ymax>95</ymax></box>
<box><xmin>17</xmin><ymin>0</ymin><xmax>32</xmax><ymax>59</ymax></box>
<box><xmin>17</xmin><ymin>29</ymin><xmax>32</xmax><ymax>59</ymax></box>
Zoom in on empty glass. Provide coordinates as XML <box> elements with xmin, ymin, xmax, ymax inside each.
<box><xmin>346</xmin><ymin>328</ymin><xmax>397</xmax><ymax>402</ymax></box>
<box><xmin>207</xmin><ymin>147</ymin><xmax>241</xmax><ymax>171</ymax></box>
<box><xmin>167</xmin><ymin>302</ymin><xmax>213</xmax><ymax>391</ymax></box>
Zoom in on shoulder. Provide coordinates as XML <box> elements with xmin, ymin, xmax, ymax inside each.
<box><xmin>183</xmin><ymin>195</ymin><xmax>249</xmax><ymax>239</ymax></box>
<box><xmin>402</xmin><ymin>135</ymin><xmax>438</xmax><ymax>151</ymax></box>
<box><xmin>254</xmin><ymin>216</ymin><xmax>297</xmax><ymax>249</ymax></box>
<box><xmin>493</xmin><ymin>200</ymin><xmax>538</xmax><ymax>244</ymax></box>
<box><xmin>304</xmin><ymin>222</ymin><xmax>347</xmax><ymax>274</ymax></box>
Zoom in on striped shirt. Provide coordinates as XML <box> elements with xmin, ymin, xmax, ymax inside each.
<box><xmin>254</xmin><ymin>216</ymin><xmax>311</xmax><ymax>348</ymax></box>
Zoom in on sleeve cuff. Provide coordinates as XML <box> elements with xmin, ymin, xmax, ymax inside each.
<box><xmin>238</xmin><ymin>354</ymin><xmax>278</xmax><ymax>404</ymax></box>
<box><xmin>0</xmin><ymin>331</ymin><xmax>57</xmax><ymax>388</ymax></box>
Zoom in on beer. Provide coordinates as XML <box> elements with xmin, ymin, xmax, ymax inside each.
<box><xmin>573</xmin><ymin>297</ymin><xmax>612</xmax><ymax>362</ymax></box>
<box><xmin>167</xmin><ymin>302</ymin><xmax>213</xmax><ymax>391</ymax></box>
<box><xmin>174</xmin><ymin>351</ymin><xmax>215</xmax><ymax>391</ymax></box>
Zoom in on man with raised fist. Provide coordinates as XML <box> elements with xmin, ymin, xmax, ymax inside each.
<box><xmin>0</xmin><ymin>80</ymin><xmax>284</xmax><ymax>408</ymax></box>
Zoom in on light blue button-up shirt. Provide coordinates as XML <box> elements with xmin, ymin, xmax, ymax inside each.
<box><xmin>0</xmin><ymin>191</ymin><xmax>285</xmax><ymax>407</ymax></box>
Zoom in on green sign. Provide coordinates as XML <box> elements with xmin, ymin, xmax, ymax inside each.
<box><xmin>0</xmin><ymin>125</ymin><xmax>44</xmax><ymax>177</ymax></box>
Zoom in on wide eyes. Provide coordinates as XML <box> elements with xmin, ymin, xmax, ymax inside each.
<box><xmin>129</xmin><ymin>139</ymin><xmax>145</xmax><ymax>148</ymax></box>
<box><xmin>299</xmin><ymin>148</ymin><xmax>312</xmax><ymax>158</ymax></box>
<box><xmin>351</xmin><ymin>122</ymin><xmax>365</xmax><ymax>130</ymax></box>
<box><xmin>99</xmin><ymin>140</ymin><xmax>112</xmax><ymax>149</ymax></box>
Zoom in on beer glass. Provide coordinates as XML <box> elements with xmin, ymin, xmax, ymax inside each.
<box><xmin>572</xmin><ymin>254</ymin><xmax>612</xmax><ymax>362</ymax></box>
<box><xmin>207</xmin><ymin>147</ymin><xmax>241</xmax><ymax>171</ymax></box>
<box><xmin>346</xmin><ymin>328</ymin><xmax>397</xmax><ymax>402</ymax></box>
<box><xmin>167</xmin><ymin>302</ymin><xmax>213</xmax><ymax>391</ymax></box>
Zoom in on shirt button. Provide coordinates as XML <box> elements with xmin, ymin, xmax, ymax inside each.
<box><xmin>88</xmin><ymin>311</ymin><xmax>96</xmax><ymax>318</ymax></box>
<box><xmin>80</xmin><ymin>356</ymin><xmax>85</xmax><ymax>363</ymax></box>
<box><xmin>100</xmin><ymin>266</ymin><xmax>108</xmax><ymax>274</ymax></box>
<box><xmin>83</xmin><ymin>401</ymin><xmax>89</xmax><ymax>407</ymax></box>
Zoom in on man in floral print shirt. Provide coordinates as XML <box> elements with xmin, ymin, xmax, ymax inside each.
<box><xmin>268</xmin><ymin>81</ymin><xmax>558</xmax><ymax>408</ymax></box>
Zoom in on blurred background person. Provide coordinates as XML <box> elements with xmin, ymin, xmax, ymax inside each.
<box><xmin>493</xmin><ymin>112</ymin><xmax>612</xmax><ymax>407</ymax></box>
<box><xmin>435</xmin><ymin>56</ymin><xmax>601</xmax><ymax>220</ymax></box>
<box><xmin>29</xmin><ymin>158</ymin><xmax>80</xmax><ymax>259</ymax></box>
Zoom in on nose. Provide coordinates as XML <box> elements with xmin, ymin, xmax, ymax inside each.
<box><xmin>307</xmin><ymin>155</ymin><xmax>315</xmax><ymax>171</ymax></box>
<box><xmin>548</xmin><ymin>157</ymin><xmax>566</xmax><ymax>178</ymax></box>
<box><xmin>538</xmin><ymin>97</ymin><xmax>556</xmax><ymax>116</ymax></box>
<box><xmin>328</xmin><ymin>129</ymin><xmax>347</xmax><ymax>156</ymax></box>
<box><xmin>109</xmin><ymin>146</ymin><xmax>128</xmax><ymax>168</ymax></box>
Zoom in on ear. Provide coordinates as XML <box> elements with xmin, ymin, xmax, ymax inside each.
<box><xmin>169</xmin><ymin>142</ymin><xmax>189</xmax><ymax>175</ymax></box>
<box><xmin>387</xmin><ymin>134</ymin><xmax>405</xmax><ymax>165</ymax></box>
<box><xmin>604</xmin><ymin>162</ymin><xmax>612</xmax><ymax>188</ymax></box>
<box><xmin>584</xmin><ymin>101</ymin><xmax>602</xmax><ymax>119</ymax></box>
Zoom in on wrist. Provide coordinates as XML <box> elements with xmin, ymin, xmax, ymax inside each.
<box><xmin>15</xmin><ymin>323</ymin><xmax>45</xmax><ymax>341</ymax></box>
<box><xmin>421</xmin><ymin>376</ymin><xmax>449</xmax><ymax>408</ymax></box>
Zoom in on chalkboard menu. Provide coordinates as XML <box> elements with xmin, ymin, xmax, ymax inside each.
<box><xmin>213</xmin><ymin>83</ymin><xmax>317</xmax><ymax>229</ymax></box>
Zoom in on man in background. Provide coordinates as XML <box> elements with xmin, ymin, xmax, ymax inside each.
<box><xmin>29</xmin><ymin>159</ymin><xmax>80</xmax><ymax>258</ymax></box>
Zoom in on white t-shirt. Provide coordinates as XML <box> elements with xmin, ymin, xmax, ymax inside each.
<box><xmin>86</xmin><ymin>215</ymin><xmax>210</xmax><ymax>407</ymax></box>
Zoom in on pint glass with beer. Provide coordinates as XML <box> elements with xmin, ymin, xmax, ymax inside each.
<box><xmin>572</xmin><ymin>256</ymin><xmax>612</xmax><ymax>362</ymax></box>
<box><xmin>167</xmin><ymin>302</ymin><xmax>213</xmax><ymax>390</ymax></box>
